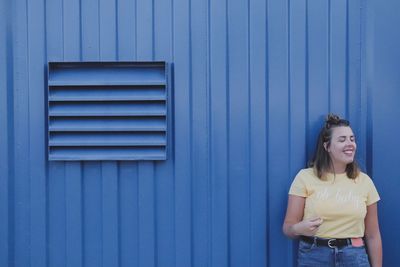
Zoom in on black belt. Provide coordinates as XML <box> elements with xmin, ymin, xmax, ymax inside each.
<box><xmin>300</xmin><ymin>236</ymin><xmax>351</xmax><ymax>248</ymax></box>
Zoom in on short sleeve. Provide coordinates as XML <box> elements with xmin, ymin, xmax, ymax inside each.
<box><xmin>289</xmin><ymin>170</ymin><xmax>307</xmax><ymax>197</ymax></box>
<box><xmin>365</xmin><ymin>175</ymin><xmax>380</xmax><ymax>206</ymax></box>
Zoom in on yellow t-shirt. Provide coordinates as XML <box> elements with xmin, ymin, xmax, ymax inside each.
<box><xmin>289</xmin><ymin>168</ymin><xmax>380</xmax><ymax>238</ymax></box>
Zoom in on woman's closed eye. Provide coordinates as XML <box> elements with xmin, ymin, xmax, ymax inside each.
<box><xmin>337</xmin><ymin>136</ymin><xmax>355</xmax><ymax>142</ymax></box>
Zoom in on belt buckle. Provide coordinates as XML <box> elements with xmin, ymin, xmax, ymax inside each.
<box><xmin>327</xmin><ymin>239</ymin><xmax>336</xmax><ymax>248</ymax></box>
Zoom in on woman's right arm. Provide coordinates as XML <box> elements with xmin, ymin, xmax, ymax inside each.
<box><xmin>282</xmin><ymin>195</ymin><xmax>323</xmax><ymax>238</ymax></box>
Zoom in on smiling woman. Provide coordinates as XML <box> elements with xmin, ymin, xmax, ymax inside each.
<box><xmin>282</xmin><ymin>114</ymin><xmax>382</xmax><ymax>267</ymax></box>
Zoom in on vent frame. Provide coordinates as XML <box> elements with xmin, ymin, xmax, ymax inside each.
<box><xmin>47</xmin><ymin>61</ymin><xmax>168</xmax><ymax>161</ymax></box>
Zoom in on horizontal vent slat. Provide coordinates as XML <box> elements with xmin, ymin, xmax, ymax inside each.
<box><xmin>49</xmin><ymin>101</ymin><xmax>166</xmax><ymax>116</ymax></box>
<box><xmin>49</xmin><ymin>97</ymin><xmax>166</xmax><ymax>101</ymax></box>
<box><xmin>49</xmin><ymin>127</ymin><xmax>166</xmax><ymax>132</ymax></box>
<box><xmin>49</xmin><ymin>86</ymin><xmax>166</xmax><ymax>101</ymax></box>
<box><xmin>49</xmin><ymin>113</ymin><xmax>166</xmax><ymax>117</ymax></box>
<box><xmin>49</xmin><ymin>132</ymin><xmax>166</xmax><ymax>146</ymax></box>
<box><xmin>48</xmin><ymin>81</ymin><xmax>166</xmax><ymax>86</ymax></box>
<box><xmin>49</xmin><ymin>142</ymin><xmax>166</xmax><ymax>146</ymax></box>
<box><xmin>49</xmin><ymin>116</ymin><xmax>166</xmax><ymax>132</ymax></box>
<box><xmin>49</xmin><ymin>146</ymin><xmax>166</xmax><ymax>161</ymax></box>
<box><xmin>49</xmin><ymin>63</ymin><xmax>166</xmax><ymax>85</ymax></box>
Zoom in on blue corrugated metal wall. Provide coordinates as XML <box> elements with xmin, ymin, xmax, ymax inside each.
<box><xmin>0</xmin><ymin>0</ymin><xmax>398</xmax><ymax>266</ymax></box>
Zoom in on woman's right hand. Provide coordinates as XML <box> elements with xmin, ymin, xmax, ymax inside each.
<box><xmin>292</xmin><ymin>217</ymin><xmax>323</xmax><ymax>237</ymax></box>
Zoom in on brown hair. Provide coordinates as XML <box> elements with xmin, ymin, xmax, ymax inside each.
<box><xmin>309</xmin><ymin>114</ymin><xmax>360</xmax><ymax>179</ymax></box>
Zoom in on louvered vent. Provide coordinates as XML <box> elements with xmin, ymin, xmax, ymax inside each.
<box><xmin>48</xmin><ymin>62</ymin><xmax>167</xmax><ymax>160</ymax></box>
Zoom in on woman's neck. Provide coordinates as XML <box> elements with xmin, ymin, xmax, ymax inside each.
<box><xmin>329</xmin><ymin>162</ymin><xmax>346</xmax><ymax>174</ymax></box>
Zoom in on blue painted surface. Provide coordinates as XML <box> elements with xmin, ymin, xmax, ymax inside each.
<box><xmin>0</xmin><ymin>0</ymin><xmax>399</xmax><ymax>266</ymax></box>
<box><xmin>370</xmin><ymin>0</ymin><xmax>400</xmax><ymax>265</ymax></box>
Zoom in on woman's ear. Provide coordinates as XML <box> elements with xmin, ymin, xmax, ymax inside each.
<box><xmin>323</xmin><ymin>142</ymin><xmax>329</xmax><ymax>152</ymax></box>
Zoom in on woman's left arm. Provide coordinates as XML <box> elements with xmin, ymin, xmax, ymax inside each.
<box><xmin>364</xmin><ymin>203</ymin><xmax>382</xmax><ymax>267</ymax></box>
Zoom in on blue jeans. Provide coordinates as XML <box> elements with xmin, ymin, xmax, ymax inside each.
<box><xmin>297</xmin><ymin>240</ymin><xmax>370</xmax><ymax>267</ymax></box>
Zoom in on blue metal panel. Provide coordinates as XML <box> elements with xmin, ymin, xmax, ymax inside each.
<box><xmin>0</xmin><ymin>1</ymin><xmax>12</xmax><ymax>266</ymax></box>
<box><xmin>191</xmin><ymin>0</ymin><xmax>210</xmax><ymax>265</ymax></box>
<box><xmin>1</xmin><ymin>0</ymin><xmax>399</xmax><ymax>266</ymax></box>
<box><xmin>370</xmin><ymin>0</ymin><xmax>400</xmax><ymax>265</ymax></box>
<box><xmin>209</xmin><ymin>1</ymin><xmax>229</xmax><ymax>267</ymax></box>
<box><xmin>228</xmin><ymin>0</ymin><xmax>251</xmax><ymax>266</ymax></box>
<box><xmin>249</xmin><ymin>0</ymin><xmax>268</xmax><ymax>266</ymax></box>
<box><xmin>173</xmin><ymin>0</ymin><xmax>192</xmax><ymax>265</ymax></box>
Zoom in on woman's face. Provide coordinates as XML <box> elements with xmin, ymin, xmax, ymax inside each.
<box><xmin>325</xmin><ymin>126</ymin><xmax>357</xmax><ymax>171</ymax></box>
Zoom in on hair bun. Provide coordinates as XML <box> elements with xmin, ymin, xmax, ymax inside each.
<box><xmin>326</xmin><ymin>113</ymin><xmax>341</xmax><ymax>124</ymax></box>
<box><xmin>325</xmin><ymin>113</ymin><xmax>349</xmax><ymax>129</ymax></box>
